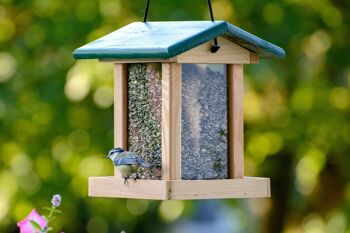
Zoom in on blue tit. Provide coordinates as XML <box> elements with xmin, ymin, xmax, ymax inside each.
<box><xmin>106</xmin><ymin>148</ymin><xmax>151</xmax><ymax>185</ymax></box>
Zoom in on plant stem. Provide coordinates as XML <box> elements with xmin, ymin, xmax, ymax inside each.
<box><xmin>48</xmin><ymin>206</ymin><xmax>55</xmax><ymax>222</ymax></box>
<box><xmin>41</xmin><ymin>206</ymin><xmax>55</xmax><ymax>233</ymax></box>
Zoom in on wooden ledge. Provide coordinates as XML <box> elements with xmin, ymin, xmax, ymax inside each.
<box><xmin>89</xmin><ymin>177</ymin><xmax>270</xmax><ymax>200</ymax></box>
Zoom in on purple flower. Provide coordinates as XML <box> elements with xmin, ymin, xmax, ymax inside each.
<box><xmin>51</xmin><ymin>194</ymin><xmax>62</xmax><ymax>207</ymax></box>
<box><xmin>17</xmin><ymin>209</ymin><xmax>47</xmax><ymax>233</ymax></box>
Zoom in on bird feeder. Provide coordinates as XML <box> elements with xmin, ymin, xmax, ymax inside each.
<box><xmin>73</xmin><ymin>21</ymin><xmax>285</xmax><ymax>200</ymax></box>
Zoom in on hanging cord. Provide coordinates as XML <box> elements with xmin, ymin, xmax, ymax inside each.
<box><xmin>143</xmin><ymin>0</ymin><xmax>220</xmax><ymax>53</ymax></box>
<box><xmin>207</xmin><ymin>0</ymin><xmax>220</xmax><ymax>53</ymax></box>
<box><xmin>143</xmin><ymin>0</ymin><xmax>151</xmax><ymax>22</ymax></box>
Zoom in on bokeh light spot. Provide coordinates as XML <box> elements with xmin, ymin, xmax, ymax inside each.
<box><xmin>32</xmin><ymin>103</ymin><xmax>52</xmax><ymax>126</ymax></box>
<box><xmin>0</xmin><ymin>170</ymin><xmax>19</xmax><ymax>199</ymax></box>
<box><xmin>244</xmin><ymin>91</ymin><xmax>263</xmax><ymax>123</ymax></box>
<box><xmin>329</xmin><ymin>87</ymin><xmax>349</xmax><ymax>110</ymax></box>
<box><xmin>33</xmin><ymin>0</ymin><xmax>62</xmax><ymax>18</ymax></box>
<box><xmin>87</xmin><ymin>26</ymin><xmax>114</xmax><ymax>42</ymax></box>
<box><xmin>13</xmin><ymin>201</ymin><xmax>33</xmax><ymax>222</ymax></box>
<box><xmin>322</xmin><ymin>6</ymin><xmax>343</xmax><ymax>28</ymax></box>
<box><xmin>70</xmin><ymin>177</ymin><xmax>87</xmax><ymax>197</ymax></box>
<box><xmin>0</xmin><ymin>52</ymin><xmax>17</xmax><ymax>82</ymax></box>
<box><xmin>296</xmin><ymin>147</ymin><xmax>325</xmax><ymax>195</ymax></box>
<box><xmin>68</xmin><ymin>106</ymin><xmax>92</xmax><ymax>129</ymax></box>
<box><xmin>159</xmin><ymin>200</ymin><xmax>184</xmax><ymax>222</ymax></box>
<box><xmin>76</xmin><ymin>1</ymin><xmax>98</xmax><ymax>21</ymax></box>
<box><xmin>263</xmin><ymin>3</ymin><xmax>284</xmax><ymax>25</ymax></box>
<box><xmin>52</xmin><ymin>139</ymin><xmax>72</xmax><ymax>163</ymax></box>
<box><xmin>126</xmin><ymin>200</ymin><xmax>148</xmax><ymax>216</ymax></box>
<box><xmin>0</xmin><ymin>18</ymin><xmax>15</xmax><ymax>42</ymax></box>
<box><xmin>10</xmin><ymin>153</ymin><xmax>32</xmax><ymax>176</ymax></box>
<box><xmin>265</xmin><ymin>132</ymin><xmax>284</xmax><ymax>154</ymax></box>
<box><xmin>302</xmin><ymin>213</ymin><xmax>325</xmax><ymax>233</ymax></box>
<box><xmin>303</xmin><ymin>30</ymin><xmax>331</xmax><ymax>59</ymax></box>
<box><xmin>87</xmin><ymin>216</ymin><xmax>109</xmax><ymax>233</ymax></box>
<box><xmin>1</xmin><ymin>142</ymin><xmax>22</xmax><ymax>166</ymax></box>
<box><xmin>0</xmin><ymin>193</ymin><xmax>9</xmax><ymax>221</ymax></box>
<box><xmin>20</xmin><ymin>172</ymin><xmax>41</xmax><ymax>194</ymax></box>
<box><xmin>24</xmin><ymin>25</ymin><xmax>45</xmax><ymax>47</ymax></box>
<box><xmin>270</xmin><ymin>106</ymin><xmax>291</xmax><ymax>127</ymax></box>
<box><xmin>291</xmin><ymin>87</ymin><xmax>314</xmax><ymax>112</ymax></box>
<box><xmin>35</xmin><ymin>155</ymin><xmax>54</xmax><ymax>179</ymax></box>
<box><xmin>93</xmin><ymin>85</ymin><xmax>114</xmax><ymax>108</ymax></box>
<box><xmin>68</xmin><ymin>129</ymin><xmax>90</xmax><ymax>151</ymax></box>
<box><xmin>79</xmin><ymin>156</ymin><xmax>104</xmax><ymax>177</ymax></box>
<box><xmin>212</xmin><ymin>0</ymin><xmax>234</xmax><ymax>20</ymax></box>
<box><xmin>99</xmin><ymin>0</ymin><xmax>121</xmax><ymax>20</ymax></box>
<box><xmin>326</xmin><ymin>212</ymin><xmax>347</xmax><ymax>233</ymax></box>
<box><xmin>0</xmin><ymin>6</ymin><xmax>5</xmax><ymax>18</ymax></box>
<box><xmin>65</xmin><ymin>73</ymin><xmax>91</xmax><ymax>101</ymax></box>
<box><xmin>248</xmin><ymin>199</ymin><xmax>271</xmax><ymax>217</ymax></box>
<box><xmin>12</xmin><ymin>119</ymin><xmax>39</xmax><ymax>141</ymax></box>
<box><xmin>247</xmin><ymin>132</ymin><xmax>284</xmax><ymax>163</ymax></box>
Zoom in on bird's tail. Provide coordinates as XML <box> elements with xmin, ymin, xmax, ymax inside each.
<box><xmin>139</xmin><ymin>160</ymin><xmax>151</xmax><ymax>168</ymax></box>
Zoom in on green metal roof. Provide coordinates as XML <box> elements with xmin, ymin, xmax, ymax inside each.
<box><xmin>73</xmin><ymin>21</ymin><xmax>285</xmax><ymax>60</ymax></box>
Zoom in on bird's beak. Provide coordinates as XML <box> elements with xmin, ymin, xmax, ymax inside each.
<box><xmin>102</xmin><ymin>156</ymin><xmax>109</xmax><ymax>159</ymax></box>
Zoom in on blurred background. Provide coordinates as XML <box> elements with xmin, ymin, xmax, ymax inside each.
<box><xmin>0</xmin><ymin>0</ymin><xmax>350</xmax><ymax>232</ymax></box>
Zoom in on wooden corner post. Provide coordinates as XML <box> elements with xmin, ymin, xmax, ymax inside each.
<box><xmin>161</xmin><ymin>63</ymin><xmax>182</xmax><ymax>180</ymax></box>
<box><xmin>114</xmin><ymin>63</ymin><xmax>128</xmax><ymax>177</ymax></box>
<box><xmin>227</xmin><ymin>64</ymin><xmax>244</xmax><ymax>179</ymax></box>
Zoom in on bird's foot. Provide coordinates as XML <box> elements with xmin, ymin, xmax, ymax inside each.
<box><xmin>123</xmin><ymin>177</ymin><xmax>129</xmax><ymax>186</ymax></box>
<box><xmin>134</xmin><ymin>174</ymin><xmax>140</xmax><ymax>182</ymax></box>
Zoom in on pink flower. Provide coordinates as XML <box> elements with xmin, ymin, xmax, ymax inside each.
<box><xmin>17</xmin><ymin>209</ymin><xmax>47</xmax><ymax>233</ymax></box>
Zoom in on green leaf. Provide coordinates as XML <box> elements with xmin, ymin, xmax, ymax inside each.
<box><xmin>43</xmin><ymin>207</ymin><xmax>54</xmax><ymax>212</ymax></box>
<box><xmin>29</xmin><ymin>220</ymin><xmax>42</xmax><ymax>231</ymax></box>
<box><xmin>53</xmin><ymin>209</ymin><xmax>62</xmax><ymax>214</ymax></box>
<box><xmin>47</xmin><ymin>227</ymin><xmax>53</xmax><ymax>231</ymax></box>
<box><xmin>43</xmin><ymin>207</ymin><xmax>61</xmax><ymax>214</ymax></box>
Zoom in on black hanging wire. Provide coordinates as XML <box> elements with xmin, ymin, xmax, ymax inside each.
<box><xmin>143</xmin><ymin>0</ymin><xmax>220</xmax><ymax>53</ymax></box>
<box><xmin>143</xmin><ymin>0</ymin><xmax>151</xmax><ymax>22</ymax></box>
<box><xmin>207</xmin><ymin>0</ymin><xmax>220</xmax><ymax>53</ymax></box>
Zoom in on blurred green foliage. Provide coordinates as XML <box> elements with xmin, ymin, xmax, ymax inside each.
<box><xmin>0</xmin><ymin>0</ymin><xmax>350</xmax><ymax>232</ymax></box>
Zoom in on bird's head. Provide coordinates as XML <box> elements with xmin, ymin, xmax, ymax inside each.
<box><xmin>105</xmin><ymin>147</ymin><xmax>124</xmax><ymax>160</ymax></box>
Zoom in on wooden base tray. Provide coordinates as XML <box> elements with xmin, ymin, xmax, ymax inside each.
<box><xmin>88</xmin><ymin>177</ymin><xmax>270</xmax><ymax>200</ymax></box>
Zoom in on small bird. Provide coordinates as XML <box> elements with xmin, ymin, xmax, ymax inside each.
<box><xmin>105</xmin><ymin>148</ymin><xmax>151</xmax><ymax>185</ymax></box>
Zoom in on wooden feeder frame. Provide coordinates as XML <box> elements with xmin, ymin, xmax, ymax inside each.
<box><xmin>88</xmin><ymin>36</ymin><xmax>270</xmax><ymax>200</ymax></box>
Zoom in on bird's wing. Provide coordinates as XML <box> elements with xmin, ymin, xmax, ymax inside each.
<box><xmin>114</xmin><ymin>151</ymin><xmax>151</xmax><ymax>167</ymax></box>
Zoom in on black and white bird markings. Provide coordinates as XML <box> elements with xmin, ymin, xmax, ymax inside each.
<box><xmin>105</xmin><ymin>148</ymin><xmax>151</xmax><ymax>186</ymax></box>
